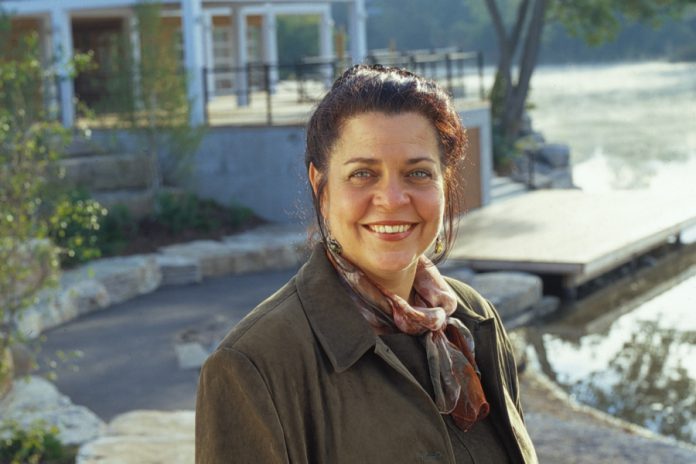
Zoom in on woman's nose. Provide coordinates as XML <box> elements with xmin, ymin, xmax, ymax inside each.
<box><xmin>373</xmin><ymin>177</ymin><xmax>409</xmax><ymax>208</ymax></box>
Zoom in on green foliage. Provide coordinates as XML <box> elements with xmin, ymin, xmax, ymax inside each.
<box><xmin>0</xmin><ymin>420</ymin><xmax>74</xmax><ymax>464</ymax></box>
<box><xmin>278</xmin><ymin>15</ymin><xmax>320</xmax><ymax>65</ymax></box>
<box><xmin>47</xmin><ymin>191</ymin><xmax>108</xmax><ymax>268</ymax></box>
<box><xmin>154</xmin><ymin>192</ymin><xmax>252</xmax><ymax>235</ymax></box>
<box><xmin>97</xmin><ymin>204</ymin><xmax>136</xmax><ymax>256</ymax></box>
<box><xmin>0</xmin><ymin>13</ymin><xmax>61</xmax><ymax>362</ymax></box>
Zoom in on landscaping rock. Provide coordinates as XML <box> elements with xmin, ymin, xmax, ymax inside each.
<box><xmin>77</xmin><ymin>410</ymin><xmax>194</xmax><ymax>464</ymax></box>
<box><xmin>538</xmin><ymin>143</ymin><xmax>571</xmax><ymax>168</ymax></box>
<box><xmin>65</xmin><ymin>255</ymin><xmax>162</xmax><ymax>305</ymax></box>
<box><xmin>155</xmin><ymin>255</ymin><xmax>202</xmax><ymax>286</ymax></box>
<box><xmin>442</xmin><ymin>266</ymin><xmax>477</xmax><ymax>284</ymax></box>
<box><xmin>0</xmin><ymin>376</ymin><xmax>104</xmax><ymax>446</ymax></box>
<box><xmin>469</xmin><ymin>272</ymin><xmax>543</xmax><ymax>321</ymax></box>
<box><xmin>527</xmin><ymin>412</ymin><xmax>696</xmax><ymax>464</ymax></box>
<box><xmin>60</xmin><ymin>279</ymin><xmax>111</xmax><ymax>317</ymax></box>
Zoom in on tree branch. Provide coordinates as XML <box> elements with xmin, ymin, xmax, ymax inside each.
<box><xmin>508</xmin><ymin>0</ymin><xmax>530</xmax><ymax>54</ymax></box>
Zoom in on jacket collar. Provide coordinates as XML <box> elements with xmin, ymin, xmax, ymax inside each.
<box><xmin>296</xmin><ymin>246</ymin><xmax>495</xmax><ymax>373</ymax></box>
<box><xmin>296</xmin><ymin>245</ymin><xmax>377</xmax><ymax>373</ymax></box>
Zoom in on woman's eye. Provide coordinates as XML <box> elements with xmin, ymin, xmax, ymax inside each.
<box><xmin>349</xmin><ymin>169</ymin><xmax>373</xmax><ymax>179</ymax></box>
<box><xmin>409</xmin><ymin>169</ymin><xmax>432</xmax><ymax>179</ymax></box>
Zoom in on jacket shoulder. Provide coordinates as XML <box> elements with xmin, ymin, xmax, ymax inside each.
<box><xmin>444</xmin><ymin>276</ymin><xmax>497</xmax><ymax>319</ymax></box>
<box><xmin>216</xmin><ymin>276</ymin><xmax>311</xmax><ymax>356</ymax></box>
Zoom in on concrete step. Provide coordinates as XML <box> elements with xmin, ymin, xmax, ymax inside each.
<box><xmin>492</xmin><ymin>176</ymin><xmax>528</xmax><ymax>203</ymax></box>
<box><xmin>63</xmin><ymin>136</ymin><xmax>106</xmax><ymax>158</ymax></box>
<box><xmin>60</xmin><ymin>153</ymin><xmax>152</xmax><ymax>191</ymax></box>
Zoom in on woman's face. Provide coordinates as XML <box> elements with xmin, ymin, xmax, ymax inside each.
<box><xmin>310</xmin><ymin>111</ymin><xmax>445</xmax><ymax>286</ymax></box>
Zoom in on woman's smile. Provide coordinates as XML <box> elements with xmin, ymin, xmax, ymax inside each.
<box><xmin>309</xmin><ymin>111</ymin><xmax>445</xmax><ymax>293</ymax></box>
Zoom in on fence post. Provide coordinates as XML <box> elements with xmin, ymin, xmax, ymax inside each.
<box><xmin>202</xmin><ymin>67</ymin><xmax>209</xmax><ymax>125</ymax></box>
<box><xmin>477</xmin><ymin>51</ymin><xmax>485</xmax><ymax>100</ymax></box>
<box><xmin>445</xmin><ymin>54</ymin><xmax>453</xmax><ymax>95</ymax></box>
<box><xmin>265</xmin><ymin>63</ymin><xmax>272</xmax><ymax>125</ymax></box>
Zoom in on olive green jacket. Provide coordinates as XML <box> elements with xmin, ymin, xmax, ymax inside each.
<box><xmin>196</xmin><ymin>248</ymin><xmax>538</xmax><ymax>463</ymax></box>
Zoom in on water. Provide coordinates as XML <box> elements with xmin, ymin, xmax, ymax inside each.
<box><xmin>527</xmin><ymin>61</ymin><xmax>696</xmax><ymax>443</ymax></box>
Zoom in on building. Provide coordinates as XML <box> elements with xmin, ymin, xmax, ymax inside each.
<box><xmin>0</xmin><ymin>0</ymin><xmax>367</xmax><ymax>127</ymax></box>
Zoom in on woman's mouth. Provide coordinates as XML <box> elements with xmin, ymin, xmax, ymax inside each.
<box><xmin>366</xmin><ymin>223</ymin><xmax>414</xmax><ymax>234</ymax></box>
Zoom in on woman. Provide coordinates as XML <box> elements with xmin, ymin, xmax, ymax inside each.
<box><xmin>196</xmin><ymin>65</ymin><xmax>537</xmax><ymax>463</ymax></box>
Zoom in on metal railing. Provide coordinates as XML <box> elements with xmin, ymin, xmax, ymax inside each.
<box><xmin>69</xmin><ymin>48</ymin><xmax>486</xmax><ymax>126</ymax></box>
<box><xmin>202</xmin><ymin>48</ymin><xmax>485</xmax><ymax>125</ymax></box>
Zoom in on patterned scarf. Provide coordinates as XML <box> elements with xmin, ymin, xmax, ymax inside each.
<box><xmin>326</xmin><ymin>248</ymin><xmax>490</xmax><ymax>431</ymax></box>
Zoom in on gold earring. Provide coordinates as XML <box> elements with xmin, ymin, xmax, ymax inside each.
<box><xmin>327</xmin><ymin>236</ymin><xmax>342</xmax><ymax>255</ymax></box>
<box><xmin>435</xmin><ymin>235</ymin><xmax>444</xmax><ymax>254</ymax></box>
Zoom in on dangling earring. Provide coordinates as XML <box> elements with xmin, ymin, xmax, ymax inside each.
<box><xmin>434</xmin><ymin>235</ymin><xmax>444</xmax><ymax>255</ymax></box>
<box><xmin>327</xmin><ymin>235</ymin><xmax>342</xmax><ymax>255</ymax></box>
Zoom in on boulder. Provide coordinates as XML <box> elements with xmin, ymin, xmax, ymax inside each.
<box><xmin>77</xmin><ymin>410</ymin><xmax>194</xmax><ymax>464</ymax></box>
<box><xmin>538</xmin><ymin>143</ymin><xmax>571</xmax><ymax>168</ymax></box>
<box><xmin>0</xmin><ymin>376</ymin><xmax>104</xmax><ymax>446</ymax></box>
<box><xmin>469</xmin><ymin>272</ymin><xmax>543</xmax><ymax>322</ymax></box>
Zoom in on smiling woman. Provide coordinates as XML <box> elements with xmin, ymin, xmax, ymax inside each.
<box><xmin>195</xmin><ymin>65</ymin><xmax>538</xmax><ymax>463</ymax></box>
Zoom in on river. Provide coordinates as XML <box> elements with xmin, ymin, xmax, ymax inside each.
<box><xmin>527</xmin><ymin>61</ymin><xmax>696</xmax><ymax>444</ymax></box>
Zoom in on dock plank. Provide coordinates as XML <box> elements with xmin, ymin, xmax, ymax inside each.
<box><xmin>450</xmin><ymin>190</ymin><xmax>696</xmax><ymax>287</ymax></box>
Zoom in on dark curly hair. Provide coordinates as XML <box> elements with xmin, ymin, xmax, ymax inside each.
<box><xmin>305</xmin><ymin>64</ymin><xmax>467</xmax><ymax>262</ymax></box>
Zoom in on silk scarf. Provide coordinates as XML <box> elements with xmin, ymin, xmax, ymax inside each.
<box><xmin>326</xmin><ymin>248</ymin><xmax>490</xmax><ymax>431</ymax></box>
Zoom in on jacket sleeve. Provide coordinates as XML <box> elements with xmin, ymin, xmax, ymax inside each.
<box><xmin>196</xmin><ymin>347</ymin><xmax>289</xmax><ymax>464</ymax></box>
<box><xmin>483</xmin><ymin>298</ymin><xmax>525</xmax><ymax>421</ymax></box>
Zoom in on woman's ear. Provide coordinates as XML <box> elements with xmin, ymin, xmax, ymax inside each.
<box><xmin>308</xmin><ymin>162</ymin><xmax>320</xmax><ymax>196</ymax></box>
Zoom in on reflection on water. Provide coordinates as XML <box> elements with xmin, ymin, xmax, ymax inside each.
<box><xmin>529</xmin><ymin>61</ymin><xmax>696</xmax><ymax>194</ymax></box>
<box><xmin>541</xmin><ymin>271</ymin><xmax>696</xmax><ymax>443</ymax></box>
<box><xmin>528</xmin><ymin>61</ymin><xmax>696</xmax><ymax>444</ymax></box>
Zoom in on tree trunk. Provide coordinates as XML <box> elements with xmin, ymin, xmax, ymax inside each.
<box><xmin>485</xmin><ymin>0</ymin><xmax>548</xmax><ymax>149</ymax></box>
<box><xmin>504</xmin><ymin>0</ymin><xmax>548</xmax><ymax>143</ymax></box>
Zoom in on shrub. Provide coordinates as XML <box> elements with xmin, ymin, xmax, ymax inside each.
<box><xmin>47</xmin><ymin>191</ymin><xmax>108</xmax><ymax>268</ymax></box>
<box><xmin>98</xmin><ymin>203</ymin><xmax>137</xmax><ymax>256</ymax></box>
<box><xmin>0</xmin><ymin>419</ymin><xmax>75</xmax><ymax>464</ymax></box>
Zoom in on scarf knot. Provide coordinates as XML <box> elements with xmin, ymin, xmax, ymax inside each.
<box><xmin>327</xmin><ymin>249</ymin><xmax>490</xmax><ymax>431</ymax></box>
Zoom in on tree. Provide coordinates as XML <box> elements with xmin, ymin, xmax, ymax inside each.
<box><xmin>484</xmin><ymin>0</ymin><xmax>692</xmax><ymax>163</ymax></box>
<box><xmin>0</xmin><ymin>14</ymin><xmax>62</xmax><ymax>383</ymax></box>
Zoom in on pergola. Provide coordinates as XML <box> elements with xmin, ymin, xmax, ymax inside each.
<box><xmin>1</xmin><ymin>0</ymin><xmax>367</xmax><ymax>127</ymax></box>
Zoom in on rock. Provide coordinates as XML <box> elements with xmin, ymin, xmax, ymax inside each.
<box><xmin>0</xmin><ymin>376</ymin><xmax>104</xmax><ymax>446</ymax></box>
<box><xmin>538</xmin><ymin>143</ymin><xmax>570</xmax><ymax>168</ymax></box>
<box><xmin>527</xmin><ymin>412</ymin><xmax>696</xmax><ymax>464</ymax></box>
<box><xmin>469</xmin><ymin>272</ymin><xmax>543</xmax><ymax>321</ymax></box>
<box><xmin>77</xmin><ymin>410</ymin><xmax>194</xmax><ymax>464</ymax></box>
<box><xmin>442</xmin><ymin>266</ymin><xmax>477</xmax><ymax>284</ymax></box>
<box><xmin>174</xmin><ymin>342</ymin><xmax>209</xmax><ymax>370</ymax></box>
<box><xmin>531</xmin><ymin>295</ymin><xmax>561</xmax><ymax>319</ymax></box>
<box><xmin>60</xmin><ymin>279</ymin><xmax>110</xmax><ymax>317</ymax></box>
<box><xmin>65</xmin><ymin>256</ymin><xmax>162</xmax><ymax>305</ymax></box>
<box><xmin>156</xmin><ymin>255</ymin><xmax>202</xmax><ymax>286</ymax></box>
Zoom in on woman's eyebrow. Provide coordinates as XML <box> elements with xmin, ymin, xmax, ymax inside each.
<box><xmin>343</xmin><ymin>157</ymin><xmax>436</xmax><ymax>165</ymax></box>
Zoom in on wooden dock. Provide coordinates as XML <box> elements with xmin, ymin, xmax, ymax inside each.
<box><xmin>449</xmin><ymin>190</ymin><xmax>696</xmax><ymax>295</ymax></box>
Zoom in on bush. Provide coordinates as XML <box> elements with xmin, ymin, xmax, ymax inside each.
<box><xmin>47</xmin><ymin>191</ymin><xmax>108</xmax><ymax>268</ymax></box>
<box><xmin>0</xmin><ymin>420</ymin><xmax>74</xmax><ymax>464</ymax></box>
<box><xmin>97</xmin><ymin>203</ymin><xmax>137</xmax><ymax>256</ymax></box>
<box><xmin>154</xmin><ymin>192</ymin><xmax>253</xmax><ymax>235</ymax></box>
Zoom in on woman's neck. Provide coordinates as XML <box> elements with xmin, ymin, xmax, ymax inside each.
<box><xmin>367</xmin><ymin>266</ymin><xmax>417</xmax><ymax>303</ymax></box>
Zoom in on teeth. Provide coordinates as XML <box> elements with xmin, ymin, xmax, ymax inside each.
<box><xmin>370</xmin><ymin>224</ymin><xmax>411</xmax><ymax>234</ymax></box>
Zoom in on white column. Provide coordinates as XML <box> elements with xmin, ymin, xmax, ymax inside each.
<box><xmin>40</xmin><ymin>15</ymin><xmax>58</xmax><ymax>119</ymax></box>
<box><xmin>127</xmin><ymin>13</ymin><xmax>143</xmax><ymax>110</ymax></box>
<box><xmin>203</xmin><ymin>11</ymin><xmax>215</xmax><ymax>99</ymax></box>
<box><xmin>319</xmin><ymin>6</ymin><xmax>334</xmax><ymax>86</ymax></box>
<box><xmin>181</xmin><ymin>0</ymin><xmax>206</xmax><ymax>126</ymax></box>
<box><xmin>348</xmin><ymin>0</ymin><xmax>367</xmax><ymax>65</ymax></box>
<box><xmin>234</xmin><ymin>7</ymin><xmax>249</xmax><ymax>106</ymax></box>
<box><xmin>262</xmin><ymin>3</ymin><xmax>278</xmax><ymax>93</ymax></box>
<box><xmin>50</xmin><ymin>7</ymin><xmax>74</xmax><ymax>127</ymax></box>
